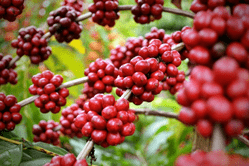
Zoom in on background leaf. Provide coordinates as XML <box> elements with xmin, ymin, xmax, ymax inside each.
<box><xmin>0</xmin><ymin>141</ymin><xmax>23</xmax><ymax>166</ymax></box>
<box><xmin>32</xmin><ymin>142</ymin><xmax>68</xmax><ymax>156</ymax></box>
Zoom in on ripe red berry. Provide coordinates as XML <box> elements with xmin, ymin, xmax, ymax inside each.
<box><xmin>91</xmin><ymin>130</ymin><xmax>107</xmax><ymax>144</ymax></box>
<box><xmin>101</xmin><ymin>106</ymin><xmax>117</xmax><ymax>120</ymax></box>
<box><xmin>106</xmin><ymin>118</ymin><xmax>123</xmax><ymax>133</ymax></box>
<box><xmin>197</xmin><ymin>119</ymin><xmax>213</xmax><ymax>137</ymax></box>
<box><xmin>207</xmin><ymin>96</ymin><xmax>232</xmax><ymax>123</ymax></box>
<box><xmin>91</xmin><ymin>115</ymin><xmax>106</xmax><ymax>130</ymax></box>
<box><xmin>178</xmin><ymin>108</ymin><xmax>197</xmax><ymax>125</ymax></box>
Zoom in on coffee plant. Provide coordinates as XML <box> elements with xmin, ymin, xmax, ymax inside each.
<box><xmin>0</xmin><ymin>0</ymin><xmax>248</xmax><ymax>166</ymax></box>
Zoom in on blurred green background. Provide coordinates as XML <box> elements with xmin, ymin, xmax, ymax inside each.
<box><xmin>0</xmin><ymin>0</ymin><xmax>248</xmax><ymax>165</ymax></box>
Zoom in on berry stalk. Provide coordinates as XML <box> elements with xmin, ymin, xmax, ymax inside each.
<box><xmin>18</xmin><ymin>76</ymin><xmax>89</xmax><ymax>107</ymax></box>
<box><xmin>76</xmin><ymin>139</ymin><xmax>94</xmax><ymax>160</ymax></box>
<box><xmin>211</xmin><ymin>124</ymin><xmax>226</xmax><ymax>151</ymax></box>
<box><xmin>119</xmin><ymin>89</ymin><xmax>132</xmax><ymax>100</ymax></box>
<box><xmin>236</xmin><ymin>135</ymin><xmax>249</xmax><ymax>148</ymax></box>
<box><xmin>118</xmin><ymin>5</ymin><xmax>133</xmax><ymax>11</ymax></box>
<box><xmin>117</xmin><ymin>5</ymin><xmax>194</xmax><ymax>19</ymax></box>
<box><xmin>8</xmin><ymin>56</ymin><xmax>21</xmax><ymax>69</ymax></box>
<box><xmin>75</xmin><ymin>12</ymin><xmax>92</xmax><ymax>22</ymax></box>
<box><xmin>162</xmin><ymin>7</ymin><xmax>195</xmax><ymax>18</ymax></box>
<box><xmin>134</xmin><ymin>109</ymin><xmax>178</xmax><ymax>120</ymax></box>
<box><xmin>243</xmin><ymin>130</ymin><xmax>249</xmax><ymax>135</ymax></box>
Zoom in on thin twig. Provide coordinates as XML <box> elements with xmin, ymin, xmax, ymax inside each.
<box><xmin>8</xmin><ymin>56</ymin><xmax>21</xmax><ymax>68</ymax></box>
<box><xmin>59</xmin><ymin>77</ymin><xmax>88</xmax><ymax>89</ymax></box>
<box><xmin>0</xmin><ymin>136</ymin><xmax>59</xmax><ymax>156</ymax></box>
<box><xmin>172</xmin><ymin>42</ymin><xmax>185</xmax><ymax>52</ymax></box>
<box><xmin>18</xmin><ymin>77</ymin><xmax>89</xmax><ymax>107</ymax></box>
<box><xmin>42</xmin><ymin>32</ymin><xmax>52</xmax><ymax>40</ymax></box>
<box><xmin>75</xmin><ymin>12</ymin><xmax>92</xmax><ymax>22</ymax></box>
<box><xmin>117</xmin><ymin>5</ymin><xmax>195</xmax><ymax>19</ymax></box>
<box><xmin>118</xmin><ymin>5</ymin><xmax>133</xmax><ymax>11</ymax></box>
<box><xmin>236</xmin><ymin>135</ymin><xmax>249</xmax><ymax>148</ymax></box>
<box><xmin>242</xmin><ymin>130</ymin><xmax>249</xmax><ymax>135</ymax></box>
<box><xmin>76</xmin><ymin>139</ymin><xmax>94</xmax><ymax>160</ymax></box>
<box><xmin>18</xmin><ymin>95</ymin><xmax>39</xmax><ymax>107</ymax></box>
<box><xmin>211</xmin><ymin>124</ymin><xmax>226</xmax><ymax>151</ymax></box>
<box><xmin>42</xmin><ymin>24</ymin><xmax>61</xmax><ymax>40</ymax></box>
<box><xmin>119</xmin><ymin>89</ymin><xmax>132</xmax><ymax>100</ymax></box>
<box><xmin>162</xmin><ymin>7</ymin><xmax>195</xmax><ymax>18</ymax></box>
<box><xmin>134</xmin><ymin>108</ymin><xmax>178</xmax><ymax>120</ymax></box>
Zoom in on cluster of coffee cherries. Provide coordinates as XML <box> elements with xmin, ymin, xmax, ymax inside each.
<box><xmin>81</xmin><ymin>82</ymin><xmax>98</xmax><ymax>99</ymax></box>
<box><xmin>144</xmin><ymin>27</ymin><xmax>166</xmax><ymax>44</ymax></box>
<box><xmin>0</xmin><ymin>54</ymin><xmax>18</xmax><ymax>85</ymax></box>
<box><xmin>162</xmin><ymin>26</ymin><xmax>191</xmax><ymax>60</ymax></box>
<box><xmin>88</xmin><ymin>0</ymin><xmax>119</xmax><ymax>27</ymax></box>
<box><xmin>11</xmin><ymin>26</ymin><xmax>52</xmax><ymax>64</ymax></box>
<box><xmin>131</xmin><ymin>0</ymin><xmax>164</xmax><ymax>24</ymax></box>
<box><xmin>75</xmin><ymin>94</ymin><xmax>88</xmax><ymax>110</ymax></box>
<box><xmin>116</xmin><ymin>56</ymin><xmax>163</xmax><ymax>105</ymax></box>
<box><xmin>32</xmin><ymin>120</ymin><xmax>60</xmax><ymax>145</ymax></box>
<box><xmin>0</xmin><ymin>0</ymin><xmax>24</xmax><ymax>21</ymax></box>
<box><xmin>110</xmin><ymin>37</ymin><xmax>144</xmax><ymax>68</ymax></box>
<box><xmin>29</xmin><ymin>70</ymin><xmax>69</xmax><ymax>114</ymax></box>
<box><xmin>43</xmin><ymin>154</ymin><xmax>88</xmax><ymax>166</ymax></box>
<box><xmin>143</xmin><ymin>26</ymin><xmax>190</xmax><ymax>61</ymax></box>
<box><xmin>175</xmin><ymin>150</ymin><xmax>249</xmax><ymax>166</ymax></box>
<box><xmin>84</xmin><ymin>58</ymin><xmax>118</xmax><ymax>94</ymax></box>
<box><xmin>138</xmin><ymin>39</ymin><xmax>185</xmax><ymax>94</ymax></box>
<box><xmin>74</xmin><ymin>94</ymin><xmax>136</xmax><ymax>147</ymax></box>
<box><xmin>0</xmin><ymin>93</ymin><xmax>22</xmax><ymax>131</ymax></box>
<box><xmin>61</xmin><ymin>0</ymin><xmax>84</xmax><ymax>12</ymax></box>
<box><xmin>182</xmin><ymin>5</ymin><xmax>249</xmax><ymax>67</ymax></box>
<box><xmin>60</xmin><ymin>104</ymin><xmax>83</xmax><ymax>138</ymax></box>
<box><xmin>190</xmin><ymin>0</ymin><xmax>248</xmax><ymax>13</ymax></box>
<box><xmin>177</xmin><ymin>57</ymin><xmax>249</xmax><ymax>138</ymax></box>
<box><xmin>47</xmin><ymin>6</ymin><xmax>82</xmax><ymax>43</ymax></box>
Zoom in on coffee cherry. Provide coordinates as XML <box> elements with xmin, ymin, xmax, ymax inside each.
<box><xmin>29</xmin><ymin>71</ymin><xmax>68</xmax><ymax>114</ymax></box>
<box><xmin>32</xmin><ymin>120</ymin><xmax>60</xmax><ymax>145</ymax></box>
<box><xmin>45</xmin><ymin>153</ymin><xmax>88</xmax><ymax>166</ymax></box>
<box><xmin>0</xmin><ymin>0</ymin><xmax>24</xmax><ymax>21</ymax></box>
<box><xmin>48</xmin><ymin>6</ymin><xmax>82</xmax><ymax>43</ymax></box>
<box><xmin>91</xmin><ymin>115</ymin><xmax>106</xmax><ymax>130</ymax></box>
<box><xmin>91</xmin><ymin>129</ymin><xmax>107</xmax><ymax>144</ymax></box>
<box><xmin>179</xmin><ymin>108</ymin><xmax>197</xmax><ymax>125</ymax></box>
<box><xmin>197</xmin><ymin>119</ymin><xmax>213</xmax><ymax>137</ymax></box>
<box><xmin>11</xmin><ymin>26</ymin><xmax>52</xmax><ymax>64</ymax></box>
<box><xmin>0</xmin><ymin>54</ymin><xmax>18</xmax><ymax>86</ymax></box>
<box><xmin>60</xmin><ymin>104</ymin><xmax>83</xmax><ymax>138</ymax></box>
<box><xmin>88</xmin><ymin>0</ymin><xmax>119</xmax><ymax>27</ymax></box>
<box><xmin>132</xmin><ymin>0</ymin><xmax>164</xmax><ymax>24</ymax></box>
<box><xmin>175</xmin><ymin>150</ymin><xmax>248</xmax><ymax>166</ymax></box>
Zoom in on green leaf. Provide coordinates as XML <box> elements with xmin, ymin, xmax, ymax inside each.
<box><xmin>20</xmin><ymin>148</ymin><xmax>54</xmax><ymax>166</ymax></box>
<box><xmin>20</xmin><ymin>158</ymin><xmax>52</xmax><ymax>166</ymax></box>
<box><xmin>48</xmin><ymin>46</ymin><xmax>85</xmax><ymax>78</ymax></box>
<box><xmin>0</xmin><ymin>141</ymin><xmax>23</xmax><ymax>166</ymax></box>
<box><xmin>32</xmin><ymin>142</ymin><xmax>68</xmax><ymax>156</ymax></box>
<box><xmin>235</xmin><ymin>148</ymin><xmax>249</xmax><ymax>157</ymax></box>
<box><xmin>0</xmin><ymin>131</ymin><xmax>18</xmax><ymax>139</ymax></box>
<box><xmin>143</xmin><ymin>119</ymin><xmax>168</xmax><ymax>138</ymax></box>
<box><xmin>147</xmin><ymin>131</ymin><xmax>173</xmax><ymax>156</ymax></box>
